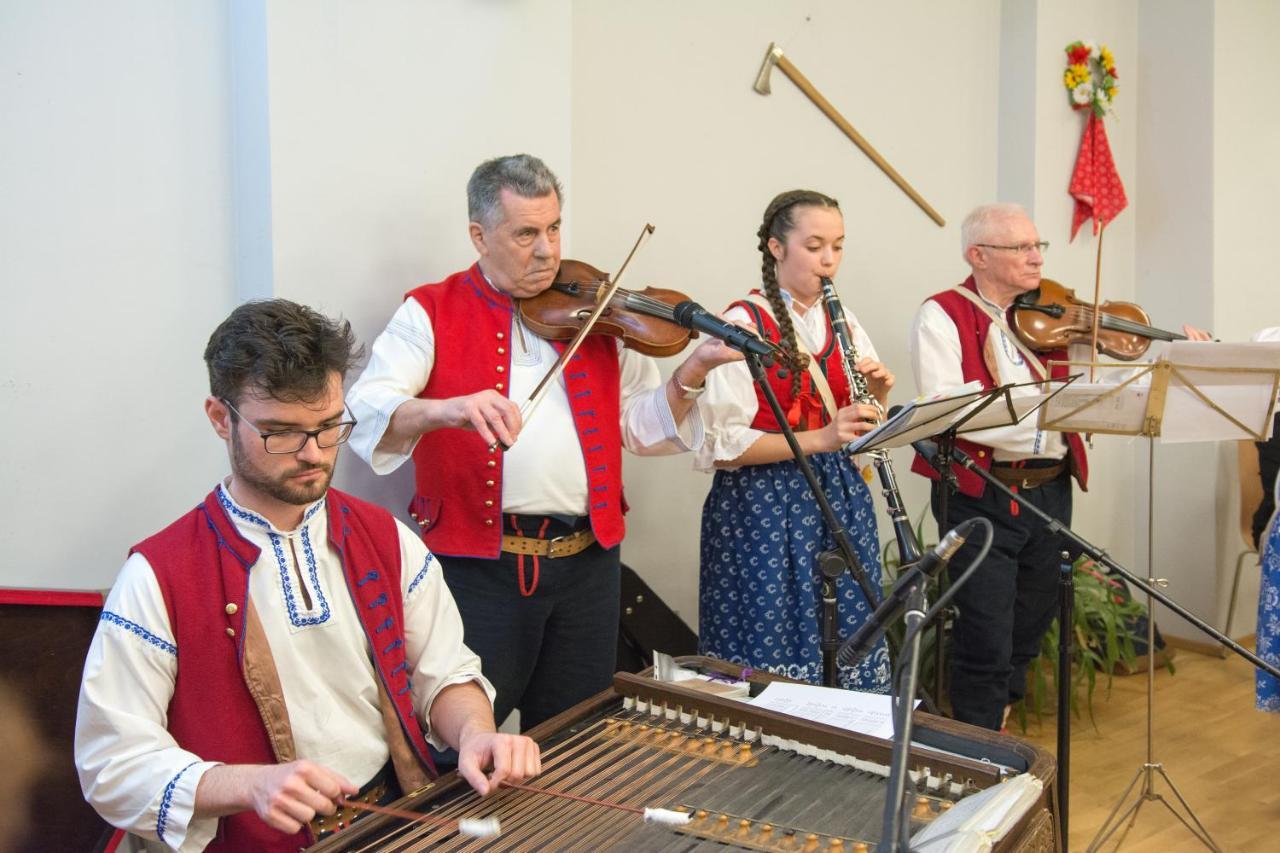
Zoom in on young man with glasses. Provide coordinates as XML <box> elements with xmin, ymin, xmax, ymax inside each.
<box><xmin>75</xmin><ymin>300</ymin><xmax>539</xmax><ymax>852</ymax></box>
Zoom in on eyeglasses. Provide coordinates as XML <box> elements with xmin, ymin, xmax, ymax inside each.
<box><xmin>222</xmin><ymin>398</ymin><xmax>357</xmax><ymax>454</ymax></box>
<box><xmin>975</xmin><ymin>241</ymin><xmax>1049</xmax><ymax>255</ymax></box>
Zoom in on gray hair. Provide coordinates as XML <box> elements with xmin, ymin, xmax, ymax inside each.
<box><xmin>467</xmin><ymin>154</ymin><xmax>563</xmax><ymax>229</ymax></box>
<box><xmin>960</xmin><ymin>203</ymin><xmax>1028</xmax><ymax>262</ymax></box>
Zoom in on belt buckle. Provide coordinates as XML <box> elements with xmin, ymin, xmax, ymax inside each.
<box><xmin>1020</xmin><ymin>477</ymin><xmax>1034</xmax><ymax>489</ymax></box>
<box><xmin>546</xmin><ymin>531</ymin><xmax>574</xmax><ymax>558</ymax></box>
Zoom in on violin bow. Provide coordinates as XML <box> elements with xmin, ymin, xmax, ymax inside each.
<box><xmin>511</xmin><ymin>224</ymin><xmax>656</xmax><ymax>438</ymax></box>
<box><xmin>1087</xmin><ymin>222</ymin><xmax>1107</xmax><ymax>382</ymax></box>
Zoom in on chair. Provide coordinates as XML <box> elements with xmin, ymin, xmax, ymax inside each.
<box><xmin>1224</xmin><ymin>441</ymin><xmax>1264</xmax><ymax>641</ymax></box>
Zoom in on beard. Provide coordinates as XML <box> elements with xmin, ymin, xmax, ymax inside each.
<box><xmin>230</xmin><ymin>430</ymin><xmax>335</xmax><ymax>507</ymax></box>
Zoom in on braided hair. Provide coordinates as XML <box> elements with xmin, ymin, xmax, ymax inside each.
<box><xmin>757</xmin><ymin>189</ymin><xmax>841</xmax><ymax>396</ymax></box>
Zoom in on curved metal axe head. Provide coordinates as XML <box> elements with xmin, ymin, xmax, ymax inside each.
<box><xmin>753</xmin><ymin>43</ymin><xmax>785</xmax><ymax>95</ymax></box>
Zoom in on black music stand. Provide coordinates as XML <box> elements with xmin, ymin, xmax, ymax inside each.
<box><xmin>850</xmin><ymin>379</ymin><xmax>1075</xmax><ymax>852</ymax></box>
<box><xmin>1041</xmin><ymin>345</ymin><xmax>1280</xmax><ymax>852</ymax></box>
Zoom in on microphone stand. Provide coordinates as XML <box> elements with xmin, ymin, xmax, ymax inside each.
<box><xmin>931</xmin><ymin>430</ymin><xmax>957</xmax><ymax>704</ymax></box>
<box><xmin>878</xmin><ymin>571</ymin><xmax>930</xmax><ymax>852</ymax></box>
<box><xmin>740</xmin><ymin>350</ymin><xmax>888</xmax><ymax>686</ymax></box>
<box><xmin>921</xmin><ymin>437</ymin><xmax>1280</xmax><ymax>848</ymax></box>
<box><xmin>877</xmin><ymin>516</ymin><xmax>995</xmax><ymax>852</ymax></box>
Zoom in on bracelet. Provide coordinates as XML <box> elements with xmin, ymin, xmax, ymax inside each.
<box><xmin>672</xmin><ymin>371</ymin><xmax>706</xmax><ymax>400</ymax></box>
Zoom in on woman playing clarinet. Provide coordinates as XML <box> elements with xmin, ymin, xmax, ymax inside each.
<box><xmin>694</xmin><ymin>189</ymin><xmax>892</xmax><ymax>691</ymax></box>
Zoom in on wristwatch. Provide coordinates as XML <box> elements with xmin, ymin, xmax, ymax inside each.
<box><xmin>673</xmin><ymin>374</ymin><xmax>706</xmax><ymax>400</ymax></box>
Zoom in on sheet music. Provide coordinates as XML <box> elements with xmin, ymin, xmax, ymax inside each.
<box><xmin>1040</xmin><ymin>382</ymin><xmax>1150</xmax><ymax>434</ymax></box>
<box><xmin>748</xmin><ymin>681</ymin><xmax>916</xmax><ymax>740</ymax></box>
<box><xmin>1160</xmin><ymin>341</ymin><xmax>1280</xmax><ymax>443</ymax></box>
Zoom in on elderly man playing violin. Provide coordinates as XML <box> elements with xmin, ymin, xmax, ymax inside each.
<box><xmin>347</xmin><ymin>154</ymin><xmax>742</xmax><ymax>733</ymax></box>
<box><xmin>908</xmin><ymin>202</ymin><xmax>1209</xmax><ymax>732</ymax></box>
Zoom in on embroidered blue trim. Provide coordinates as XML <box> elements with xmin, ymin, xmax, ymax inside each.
<box><xmin>593</xmin><ymin>501</ymin><xmax>608</xmax><ymax>509</ymax></box>
<box><xmin>100</xmin><ymin>611</ymin><xmax>177</xmax><ymax>656</ymax></box>
<box><xmin>383</xmin><ymin>638</ymin><xmax>404</xmax><ymax>655</ymax></box>
<box><xmin>592</xmin><ymin>465</ymin><xmax>606</xmax><ymax>472</ymax></box>
<box><xmin>588</xmin><ymin>444</ymin><xmax>604</xmax><ymax>453</ymax></box>
<box><xmin>216</xmin><ymin>488</ymin><xmax>270</xmax><ymax>529</ymax></box>
<box><xmin>568</xmin><ymin>372</ymin><xmax>587</xmax><ymax>379</ymax></box>
<box><xmin>157</xmin><ymin>761</ymin><xmax>198</xmax><ymax>843</ymax></box>
<box><xmin>271</xmin><ymin>526</ymin><xmax>332</xmax><ymax>628</ymax></box>
<box><xmin>357</xmin><ymin>569</ymin><xmax>380</xmax><ymax>587</ymax></box>
<box><xmin>464</xmin><ymin>271</ymin><xmax>515</xmax><ymax>314</ymax></box>
<box><xmin>198</xmin><ymin>506</ymin><xmax>254</xmax><ymax>572</ymax></box>
<box><xmin>302</xmin><ymin>499</ymin><xmax>324</xmax><ymax>525</ymax></box>
<box><xmin>406</xmin><ymin>556</ymin><xmax>431</xmax><ymax>597</ymax></box>
<box><xmin>390</xmin><ymin>661</ymin><xmax>408</xmax><ymax>676</ymax></box>
<box><xmin>573</xmin><ymin>390</ymin><xmax>591</xmax><ymax>398</ymax></box>
<box><xmin>215</xmin><ymin>486</ymin><xmax>323</xmax><ymax>529</ymax></box>
<box><xmin>578</xmin><ymin>409</ymin><xmax>597</xmax><ymax>418</ymax></box>
<box><xmin>583</xmin><ymin>427</ymin><xmax>599</xmax><ymax>435</ymax></box>
<box><xmin>367</xmin><ymin>592</ymin><xmax>388</xmax><ymax>609</ymax></box>
<box><xmin>397</xmin><ymin>683</ymin><xmax>412</xmax><ymax>696</ymax></box>
<box><xmin>374</xmin><ymin>617</ymin><xmax>394</xmax><ymax>634</ymax></box>
<box><xmin>592</xmin><ymin>485</ymin><xmax>607</xmax><ymax>492</ymax></box>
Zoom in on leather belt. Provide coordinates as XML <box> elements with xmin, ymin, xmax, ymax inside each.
<box><xmin>990</xmin><ymin>461</ymin><xmax>1066</xmax><ymax>489</ymax></box>
<box><xmin>501</xmin><ymin>527</ymin><xmax>596</xmax><ymax>558</ymax></box>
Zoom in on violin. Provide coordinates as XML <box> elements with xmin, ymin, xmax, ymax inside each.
<box><xmin>1011</xmin><ymin>278</ymin><xmax>1186</xmax><ymax>361</ymax></box>
<box><xmin>517</xmin><ymin>259</ymin><xmax>697</xmax><ymax>358</ymax></box>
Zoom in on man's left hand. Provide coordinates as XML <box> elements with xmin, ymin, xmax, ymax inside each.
<box><xmin>1182</xmin><ymin>324</ymin><xmax>1213</xmax><ymax>342</ymax></box>
<box><xmin>456</xmin><ymin>730</ymin><xmax>542</xmax><ymax>796</ymax></box>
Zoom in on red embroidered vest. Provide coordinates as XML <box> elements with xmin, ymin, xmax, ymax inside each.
<box><xmin>407</xmin><ymin>265</ymin><xmax>625</xmax><ymax>558</ymax></box>
<box><xmin>134</xmin><ymin>487</ymin><xmax>434</xmax><ymax>852</ymax></box>
<box><xmin>909</xmin><ymin>277</ymin><xmax>1089</xmax><ymax>498</ymax></box>
<box><xmin>731</xmin><ymin>293</ymin><xmax>853</xmax><ymax>432</ymax></box>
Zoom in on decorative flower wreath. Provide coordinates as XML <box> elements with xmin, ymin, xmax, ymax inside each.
<box><xmin>1063</xmin><ymin>40</ymin><xmax>1118</xmax><ymax>118</ymax></box>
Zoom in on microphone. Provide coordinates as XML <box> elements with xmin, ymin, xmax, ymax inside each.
<box><xmin>910</xmin><ymin>436</ymin><xmax>974</xmax><ymax>470</ymax></box>
<box><xmin>911</xmin><ymin>437</ymin><xmax>941</xmax><ymax>466</ymax></box>
<box><xmin>671</xmin><ymin>300</ymin><xmax>776</xmax><ymax>359</ymax></box>
<box><xmin>837</xmin><ymin>520</ymin><xmax>975</xmax><ymax>667</ymax></box>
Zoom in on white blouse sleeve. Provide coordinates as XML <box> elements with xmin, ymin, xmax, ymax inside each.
<box><xmin>399</xmin><ymin>521</ymin><xmax>495</xmax><ymax>747</ymax></box>
<box><xmin>347</xmin><ymin>299</ymin><xmax>437</xmax><ymax>475</ymax></box>
<box><xmin>616</xmin><ymin>345</ymin><xmax>704</xmax><ymax>456</ymax></box>
<box><xmin>692</xmin><ymin>305</ymin><xmax>765</xmax><ymax>471</ymax></box>
<box><xmin>74</xmin><ymin>554</ymin><xmax>220</xmax><ymax>852</ymax></box>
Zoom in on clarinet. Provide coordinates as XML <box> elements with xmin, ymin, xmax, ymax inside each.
<box><xmin>820</xmin><ymin>277</ymin><xmax>923</xmax><ymax>567</ymax></box>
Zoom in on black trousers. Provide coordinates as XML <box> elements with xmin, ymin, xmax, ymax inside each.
<box><xmin>438</xmin><ymin>515</ymin><xmax>620</xmax><ymax>733</ymax></box>
<box><xmin>932</xmin><ymin>471</ymin><xmax>1073</xmax><ymax>731</ymax></box>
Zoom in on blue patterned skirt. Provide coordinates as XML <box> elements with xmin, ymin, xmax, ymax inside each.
<box><xmin>1256</xmin><ymin>492</ymin><xmax>1280</xmax><ymax>711</ymax></box>
<box><xmin>699</xmin><ymin>450</ymin><xmax>890</xmax><ymax>692</ymax></box>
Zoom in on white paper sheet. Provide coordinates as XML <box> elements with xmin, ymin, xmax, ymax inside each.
<box><xmin>748</xmin><ymin>681</ymin><xmax>916</xmax><ymax>740</ymax></box>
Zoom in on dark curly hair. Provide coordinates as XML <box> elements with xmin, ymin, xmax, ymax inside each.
<box><xmin>204</xmin><ymin>299</ymin><xmax>363</xmax><ymax>407</ymax></box>
<box><xmin>757</xmin><ymin>189</ymin><xmax>841</xmax><ymax>396</ymax></box>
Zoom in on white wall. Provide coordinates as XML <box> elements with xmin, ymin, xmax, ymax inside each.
<box><xmin>1209</xmin><ymin>0</ymin><xmax>1280</xmax><ymax>635</ymax></box>
<box><xmin>256</xmin><ymin>0</ymin><xmax>574</xmax><ymax>516</ymax></box>
<box><xmin>1</xmin><ymin>1</ymin><xmax>236</xmax><ymax>589</ymax></box>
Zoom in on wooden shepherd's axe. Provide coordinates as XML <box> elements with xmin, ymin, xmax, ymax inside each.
<box><xmin>754</xmin><ymin>42</ymin><xmax>945</xmax><ymax>227</ymax></box>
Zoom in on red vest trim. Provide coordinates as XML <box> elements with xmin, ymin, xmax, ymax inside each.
<box><xmin>909</xmin><ymin>277</ymin><xmax>1089</xmax><ymax>498</ymax></box>
<box><xmin>406</xmin><ymin>265</ymin><xmax>625</xmax><ymax>557</ymax></box>
<box><xmin>732</xmin><ymin>294</ymin><xmax>853</xmax><ymax>433</ymax></box>
<box><xmin>134</xmin><ymin>487</ymin><xmax>434</xmax><ymax>852</ymax></box>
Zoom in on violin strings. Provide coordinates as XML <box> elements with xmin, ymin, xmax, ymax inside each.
<box><xmin>1059</xmin><ymin>306</ymin><xmax>1164</xmax><ymax>338</ymax></box>
<box><xmin>575</xmin><ymin>281</ymin><xmax>678</xmax><ymax>321</ymax></box>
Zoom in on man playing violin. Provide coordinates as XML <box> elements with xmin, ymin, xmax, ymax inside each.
<box><xmin>347</xmin><ymin>154</ymin><xmax>741</xmax><ymax>733</ymax></box>
<box><xmin>908</xmin><ymin>203</ymin><xmax>1205</xmax><ymax>731</ymax></box>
